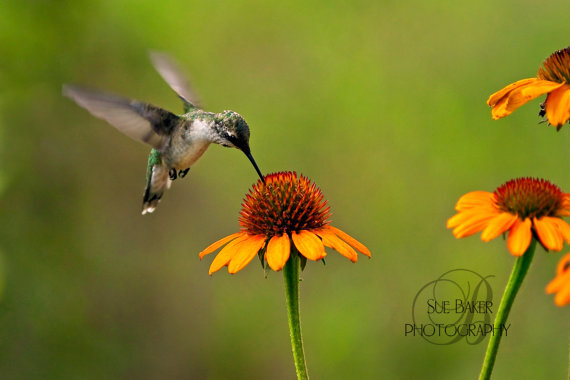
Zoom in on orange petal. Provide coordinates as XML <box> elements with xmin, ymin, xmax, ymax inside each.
<box><xmin>447</xmin><ymin>208</ymin><xmax>496</xmax><ymax>229</ymax></box>
<box><xmin>291</xmin><ymin>230</ymin><xmax>326</xmax><ymax>261</ymax></box>
<box><xmin>449</xmin><ymin>209</ymin><xmax>499</xmax><ymax>238</ymax></box>
<box><xmin>317</xmin><ymin>229</ymin><xmax>358</xmax><ymax>262</ymax></box>
<box><xmin>490</xmin><ymin>79</ymin><xmax>564</xmax><ymax>119</ymax></box>
<box><xmin>228</xmin><ymin>235</ymin><xmax>267</xmax><ymax>274</ymax></box>
<box><xmin>545</xmin><ymin>84</ymin><xmax>570</xmax><ymax>127</ymax></box>
<box><xmin>447</xmin><ymin>212</ymin><xmax>468</xmax><ymax>229</ymax></box>
<box><xmin>490</xmin><ymin>96</ymin><xmax>510</xmax><ymax>120</ymax></box>
<box><xmin>199</xmin><ymin>232</ymin><xmax>243</xmax><ymax>259</ymax></box>
<box><xmin>481</xmin><ymin>212</ymin><xmax>518</xmax><ymax>242</ymax></box>
<box><xmin>555</xmin><ymin>253</ymin><xmax>570</xmax><ymax>275</ymax></box>
<box><xmin>510</xmin><ymin>80</ymin><xmax>564</xmax><ymax>109</ymax></box>
<box><xmin>533</xmin><ymin>217</ymin><xmax>563</xmax><ymax>251</ymax></box>
<box><xmin>455</xmin><ymin>191</ymin><xmax>496</xmax><ymax>211</ymax></box>
<box><xmin>325</xmin><ymin>226</ymin><xmax>371</xmax><ymax>257</ymax></box>
<box><xmin>546</xmin><ymin>253</ymin><xmax>570</xmax><ymax>306</ymax></box>
<box><xmin>554</xmin><ymin>285</ymin><xmax>570</xmax><ymax>306</ymax></box>
<box><xmin>546</xmin><ymin>271</ymin><xmax>570</xmax><ymax>293</ymax></box>
<box><xmin>507</xmin><ymin>218</ymin><xmax>532</xmax><ymax>256</ymax></box>
<box><xmin>550</xmin><ymin>218</ymin><xmax>570</xmax><ymax>244</ymax></box>
<box><xmin>208</xmin><ymin>234</ymin><xmax>250</xmax><ymax>275</ymax></box>
<box><xmin>487</xmin><ymin>78</ymin><xmax>537</xmax><ymax>106</ymax></box>
<box><xmin>266</xmin><ymin>233</ymin><xmax>291</xmax><ymax>271</ymax></box>
<box><xmin>547</xmin><ymin>272</ymin><xmax>570</xmax><ymax>306</ymax></box>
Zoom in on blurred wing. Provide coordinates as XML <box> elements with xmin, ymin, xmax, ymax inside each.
<box><xmin>149</xmin><ymin>51</ymin><xmax>201</xmax><ymax>112</ymax></box>
<box><xmin>63</xmin><ymin>85</ymin><xmax>179</xmax><ymax>151</ymax></box>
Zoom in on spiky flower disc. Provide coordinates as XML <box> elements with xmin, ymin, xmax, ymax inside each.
<box><xmin>537</xmin><ymin>47</ymin><xmax>570</xmax><ymax>84</ymax></box>
<box><xmin>239</xmin><ymin>172</ymin><xmax>330</xmax><ymax>237</ymax></box>
<box><xmin>495</xmin><ymin>178</ymin><xmax>565</xmax><ymax>219</ymax></box>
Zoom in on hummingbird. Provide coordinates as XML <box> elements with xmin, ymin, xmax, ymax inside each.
<box><xmin>63</xmin><ymin>52</ymin><xmax>264</xmax><ymax>215</ymax></box>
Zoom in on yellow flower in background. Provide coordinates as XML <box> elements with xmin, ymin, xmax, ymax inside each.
<box><xmin>487</xmin><ymin>47</ymin><xmax>570</xmax><ymax>128</ymax></box>
<box><xmin>546</xmin><ymin>253</ymin><xmax>570</xmax><ymax>306</ymax></box>
<box><xmin>447</xmin><ymin>178</ymin><xmax>570</xmax><ymax>256</ymax></box>
<box><xmin>200</xmin><ymin>171</ymin><xmax>370</xmax><ymax>275</ymax></box>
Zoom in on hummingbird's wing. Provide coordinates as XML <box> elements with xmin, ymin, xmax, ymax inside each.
<box><xmin>149</xmin><ymin>51</ymin><xmax>201</xmax><ymax>112</ymax></box>
<box><xmin>63</xmin><ymin>85</ymin><xmax>179</xmax><ymax>151</ymax></box>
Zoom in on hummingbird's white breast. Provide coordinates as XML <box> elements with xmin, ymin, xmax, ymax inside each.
<box><xmin>167</xmin><ymin>118</ymin><xmax>214</xmax><ymax>169</ymax></box>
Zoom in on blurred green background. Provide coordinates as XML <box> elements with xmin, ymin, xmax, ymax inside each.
<box><xmin>1</xmin><ymin>0</ymin><xmax>569</xmax><ymax>378</ymax></box>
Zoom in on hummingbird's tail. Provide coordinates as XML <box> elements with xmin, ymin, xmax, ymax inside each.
<box><xmin>142</xmin><ymin>149</ymin><xmax>171</xmax><ymax>215</ymax></box>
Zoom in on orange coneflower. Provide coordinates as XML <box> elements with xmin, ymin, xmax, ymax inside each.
<box><xmin>487</xmin><ymin>47</ymin><xmax>570</xmax><ymax>129</ymax></box>
<box><xmin>447</xmin><ymin>178</ymin><xmax>570</xmax><ymax>256</ymax></box>
<box><xmin>200</xmin><ymin>171</ymin><xmax>370</xmax><ymax>275</ymax></box>
<box><xmin>546</xmin><ymin>253</ymin><xmax>570</xmax><ymax>306</ymax></box>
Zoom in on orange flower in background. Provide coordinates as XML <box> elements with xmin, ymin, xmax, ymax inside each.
<box><xmin>546</xmin><ymin>253</ymin><xmax>570</xmax><ymax>306</ymax></box>
<box><xmin>447</xmin><ymin>178</ymin><xmax>570</xmax><ymax>256</ymax></box>
<box><xmin>200</xmin><ymin>172</ymin><xmax>370</xmax><ymax>274</ymax></box>
<box><xmin>487</xmin><ymin>47</ymin><xmax>570</xmax><ymax>129</ymax></box>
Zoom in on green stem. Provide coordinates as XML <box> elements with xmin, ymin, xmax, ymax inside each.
<box><xmin>283</xmin><ymin>250</ymin><xmax>309</xmax><ymax>380</ymax></box>
<box><xmin>479</xmin><ymin>238</ymin><xmax>537</xmax><ymax>380</ymax></box>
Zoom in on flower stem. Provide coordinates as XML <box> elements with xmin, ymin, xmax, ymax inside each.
<box><xmin>283</xmin><ymin>250</ymin><xmax>309</xmax><ymax>380</ymax></box>
<box><xmin>479</xmin><ymin>238</ymin><xmax>537</xmax><ymax>380</ymax></box>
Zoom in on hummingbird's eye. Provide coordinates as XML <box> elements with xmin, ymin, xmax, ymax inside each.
<box><xmin>225</xmin><ymin>132</ymin><xmax>237</xmax><ymax>142</ymax></box>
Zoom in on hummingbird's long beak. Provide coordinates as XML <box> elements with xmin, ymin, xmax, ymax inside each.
<box><xmin>244</xmin><ymin>151</ymin><xmax>265</xmax><ymax>183</ymax></box>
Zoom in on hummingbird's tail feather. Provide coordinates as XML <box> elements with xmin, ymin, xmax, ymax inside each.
<box><xmin>142</xmin><ymin>150</ymin><xmax>171</xmax><ymax>215</ymax></box>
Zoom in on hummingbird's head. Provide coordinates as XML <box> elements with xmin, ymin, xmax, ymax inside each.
<box><xmin>216</xmin><ymin>110</ymin><xmax>264</xmax><ymax>182</ymax></box>
<box><xmin>216</xmin><ymin>110</ymin><xmax>251</xmax><ymax>150</ymax></box>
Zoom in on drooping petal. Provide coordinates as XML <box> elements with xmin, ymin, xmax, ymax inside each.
<box><xmin>487</xmin><ymin>78</ymin><xmax>537</xmax><ymax>106</ymax></box>
<box><xmin>209</xmin><ymin>234</ymin><xmax>251</xmax><ymax>275</ymax></box>
<box><xmin>514</xmin><ymin>80</ymin><xmax>564</xmax><ymax>107</ymax></box>
<box><xmin>446</xmin><ymin>212</ymin><xmax>468</xmax><ymax>229</ymax></box>
<box><xmin>554</xmin><ymin>284</ymin><xmax>570</xmax><ymax>306</ymax></box>
<box><xmin>265</xmin><ymin>233</ymin><xmax>291</xmax><ymax>271</ymax></box>
<box><xmin>490</xmin><ymin>79</ymin><xmax>564</xmax><ymax>119</ymax></box>
<box><xmin>556</xmin><ymin>253</ymin><xmax>570</xmax><ymax>274</ymax></box>
<box><xmin>199</xmin><ymin>232</ymin><xmax>243</xmax><ymax>259</ymax></box>
<box><xmin>228</xmin><ymin>235</ymin><xmax>267</xmax><ymax>274</ymax></box>
<box><xmin>447</xmin><ymin>207</ymin><xmax>497</xmax><ymax>229</ymax></box>
<box><xmin>533</xmin><ymin>217</ymin><xmax>564</xmax><ymax>251</ymax></box>
<box><xmin>291</xmin><ymin>230</ymin><xmax>326</xmax><ymax>261</ymax></box>
<box><xmin>325</xmin><ymin>226</ymin><xmax>371</xmax><ymax>257</ymax></box>
<box><xmin>546</xmin><ymin>271</ymin><xmax>569</xmax><ymax>293</ymax></box>
<box><xmin>317</xmin><ymin>229</ymin><xmax>358</xmax><ymax>262</ymax></box>
<box><xmin>481</xmin><ymin>212</ymin><xmax>518</xmax><ymax>242</ymax></box>
<box><xmin>507</xmin><ymin>218</ymin><xmax>532</xmax><ymax>256</ymax></box>
<box><xmin>490</xmin><ymin>96</ymin><xmax>509</xmax><ymax>120</ymax></box>
<box><xmin>455</xmin><ymin>191</ymin><xmax>496</xmax><ymax>211</ymax></box>
<box><xmin>544</xmin><ymin>84</ymin><xmax>570</xmax><ymax>127</ymax></box>
<box><xmin>550</xmin><ymin>218</ymin><xmax>570</xmax><ymax>243</ymax></box>
<box><xmin>546</xmin><ymin>256</ymin><xmax>570</xmax><ymax>306</ymax></box>
<box><xmin>449</xmin><ymin>209</ymin><xmax>500</xmax><ymax>238</ymax></box>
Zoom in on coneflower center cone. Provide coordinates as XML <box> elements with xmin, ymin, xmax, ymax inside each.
<box><xmin>494</xmin><ymin>178</ymin><xmax>564</xmax><ymax>219</ymax></box>
<box><xmin>537</xmin><ymin>46</ymin><xmax>570</xmax><ymax>83</ymax></box>
<box><xmin>239</xmin><ymin>172</ymin><xmax>330</xmax><ymax>237</ymax></box>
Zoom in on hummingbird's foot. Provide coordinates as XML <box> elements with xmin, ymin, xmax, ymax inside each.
<box><xmin>178</xmin><ymin>168</ymin><xmax>190</xmax><ymax>178</ymax></box>
<box><xmin>169</xmin><ymin>168</ymin><xmax>177</xmax><ymax>180</ymax></box>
